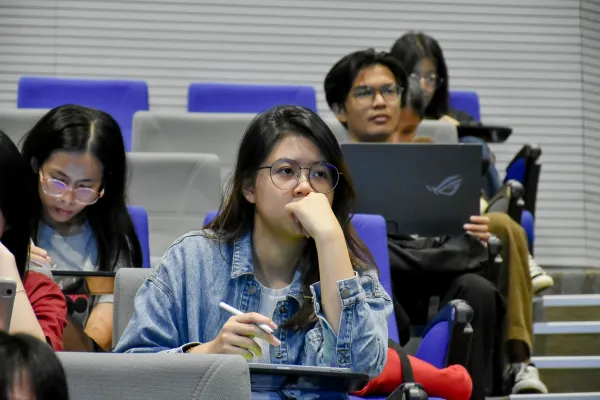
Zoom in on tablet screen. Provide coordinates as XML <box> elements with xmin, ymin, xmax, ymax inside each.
<box><xmin>249</xmin><ymin>364</ymin><xmax>368</xmax><ymax>392</ymax></box>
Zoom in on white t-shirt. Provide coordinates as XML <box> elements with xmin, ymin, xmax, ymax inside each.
<box><xmin>254</xmin><ymin>283</ymin><xmax>291</xmax><ymax>363</ymax></box>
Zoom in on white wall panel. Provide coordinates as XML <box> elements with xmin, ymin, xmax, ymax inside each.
<box><xmin>0</xmin><ymin>0</ymin><xmax>597</xmax><ymax>266</ymax></box>
<box><xmin>582</xmin><ymin>0</ymin><xmax>600</xmax><ymax>262</ymax></box>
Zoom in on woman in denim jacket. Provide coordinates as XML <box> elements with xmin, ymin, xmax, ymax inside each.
<box><xmin>114</xmin><ymin>105</ymin><xmax>393</xmax><ymax>380</ymax></box>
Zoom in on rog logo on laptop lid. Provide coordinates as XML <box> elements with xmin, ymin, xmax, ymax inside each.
<box><xmin>426</xmin><ymin>175</ymin><xmax>463</xmax><ymax>197</ymax></box>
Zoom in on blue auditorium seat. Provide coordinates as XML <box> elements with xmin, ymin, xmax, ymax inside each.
<box><xmin>187</xmin><ymin>82</ymin><xmax>317</xmax><ymax>113</ymax></box>
<box><xmin>17</xmin><ymin>76</ymin><xmax>149</xmax><ymax>151</ymax></box>
<box><xmin>449</xmin><ymin>90</ymin><xmax>481</xmax><ymax>122</ymax></box>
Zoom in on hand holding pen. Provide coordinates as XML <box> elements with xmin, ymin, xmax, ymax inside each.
<box><xmin>188</xmin><ymin>302</ymin><xmax>280</xmax><ymax>360</ymax></box>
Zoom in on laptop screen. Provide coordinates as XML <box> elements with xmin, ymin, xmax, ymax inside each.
<box><xmin>248</xmin><ymin>364</ymin><xmax>368</xmax><ymax>392</ymax></box>
<box><xmin>341</xmin><ymin>143</ymin><xmax>481</xmax><ymax>236</ymax></box>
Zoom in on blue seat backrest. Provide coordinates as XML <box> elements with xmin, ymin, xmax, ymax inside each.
<box><xmin>449</xmin><ymin>90</ymin><xmax>481</xmax><ymax>122</ymax></box>
<box><xmin>17</xmin><ymin>76</ymin><xmax>149</xmax><ymax>151</ymax></box>
<box><xmin>521</xmin><ymin>210</ymin><xmax>535</xmax><ymax>249</ymax></box>
<box><xmin>202</xmin><ymin>211</ymin><xmax>399</xmax><ymax>343</ymax></box>
<box><xmin>203</xmin><ymin>210</ymin><xmax>219</xmax><ymax>227</ymax></box>
<box><xmin>505</xmin><ymin>157</ymin><xmax>526</xmax><ymax>184</ymax></box>
<box><xmin>127</xmin><ymin>205</ymin><xmax>151</xmax><ymax>268</ymax></box>
<box><xmin>187</xmin><ymin>82</ymin><xmax>317</xmax><ymax>113</ymax></box>
<box><xmin>349</xmin><ymin>214</ymin><xmax>399</xmax><ymax>343</ymax></box>
<box><xmin>416</xmin><ymin>308</ymin><xmax>452</xmax><ymax>369</ymax></box>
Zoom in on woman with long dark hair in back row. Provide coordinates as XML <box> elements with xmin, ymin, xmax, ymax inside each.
<box><xmin>21</xmin><ymin>104</ymin><xmax>143</xmax><ymax>351</ymax></box>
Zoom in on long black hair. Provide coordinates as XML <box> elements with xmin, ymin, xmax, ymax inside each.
<box><xmin>0</xmin><ymin>130</ymin><xmax>32</xmax><ymax>279</ymax></box>
<box><xmin>205</xmin><ymin>105</ymin><xmax>374</xmax><ymax>330</ymax></box>
<box><xmin>0</xmin><ymin>331</ymin><xmax>69</xmax><ymax>400</ymax></box>
<box><xmin>21</xmin><ymin>105</ymin><xmax>142</xmax><ymax>271</ymax></box>
<box><xmin>391</xmin><ymin>32</ymin><xmax>450</xmax><ymax>119</ymax></box>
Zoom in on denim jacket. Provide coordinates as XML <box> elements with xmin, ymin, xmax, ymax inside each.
<box><xmin>113</xmin><ymin>230</ymin><xmax>392</xmax><ymax>379</ymax></box>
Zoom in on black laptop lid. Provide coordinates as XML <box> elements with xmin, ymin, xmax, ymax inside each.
<box><xmin>341</xmin><ymin>143</ymin><xmax>481</xmax><ymax>236</ymax></box>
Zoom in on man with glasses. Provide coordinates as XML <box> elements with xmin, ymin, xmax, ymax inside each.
<box><xmin>324</xmin><ymin>49</ymin><xmax>503</xmax><ymax>400</ymax></box>
<box><xmin>324</xmin><ymin>49</ymin><xmax>407</xmax><ymax>144</ymax></box>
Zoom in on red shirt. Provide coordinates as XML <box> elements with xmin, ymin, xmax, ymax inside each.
<box><xmin>24</xmin><ymin>271</ymin><xmax>67</xmax><ymax>351</ymax></box>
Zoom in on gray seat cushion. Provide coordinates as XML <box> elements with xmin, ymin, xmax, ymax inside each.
<box><xmin>58</xmin><ymin>352</ymin><xmax>251</xmax><ymax>400</ymax></box>
<box><xmin>127</xmin><ymin>152</ymin><xmax>221</xmax><ymax>258</ymax></box>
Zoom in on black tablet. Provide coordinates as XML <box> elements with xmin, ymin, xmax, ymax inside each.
<box><xmin>51</xmin><ymin>270</ymin><xmax>116</xmax><ymax>295</ymax></box>
<box><xmin>248</xmin><ymin>363</ymin><xmax>369</xmax><ymax>392</ymax></box>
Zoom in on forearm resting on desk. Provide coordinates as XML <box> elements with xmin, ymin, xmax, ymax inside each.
<box><xmin>85</xmin><ymin>302</ymin><xmax>113</xmax><ymax>351</ymax></box>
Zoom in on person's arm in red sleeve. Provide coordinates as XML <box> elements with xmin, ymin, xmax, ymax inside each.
<box><xmin>23</xmin><ymin>271</ymin><xmax>68</xmax><ymax>351</ymax></box>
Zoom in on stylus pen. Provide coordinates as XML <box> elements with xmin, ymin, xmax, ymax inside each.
<box><xmin>219</xmin><ymin>302</ymin><xmax>274</xmax><ymax>334</ymax></box>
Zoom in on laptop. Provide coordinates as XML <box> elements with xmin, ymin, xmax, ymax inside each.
<box><xmin>248</xmin><ymin>363</ymin><xmax>368</xmax><ymax>392</ymax></box>
<box><xmin>341</xmin><ymin>143</ymin><xmax>481</xmax><ymax>236</ymax></box>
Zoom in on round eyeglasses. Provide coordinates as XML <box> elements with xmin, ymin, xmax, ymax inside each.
<box><xmin>257</xmin><ymin>159</ymin><xmax>340</xmax><ymax>194</ymax></box>
<box><xmin>410</xmin><ymin>71</ymin><xmax>443</xmax><ymax>89</ymax></box>
<box><xmin>351</xmin><ymin>83</ymin><xmax>404</xmax><ymax>107</ymax></box>
<box><xmin>40</xmin><ymin>172</ymin><xmax>104</xmax><ymax>206</ymax></box>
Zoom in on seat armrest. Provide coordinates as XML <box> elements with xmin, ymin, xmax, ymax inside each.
<box><xmin>419</xmin><ymin>299</ymin><xmax>474</xmax><ymax>368</ymax></box>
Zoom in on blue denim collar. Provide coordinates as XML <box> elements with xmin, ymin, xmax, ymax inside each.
<box><xmin>230</xmin><ymin>231</ymin><xmax>255</xmax><ymax>279</ymax></box>
<box><xmin>230</xmin><ymin>231</ymin><xmax>309</xmax><ymax>307</ymax></box>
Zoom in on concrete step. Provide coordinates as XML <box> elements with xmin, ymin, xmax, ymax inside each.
<box><xmin>489</xmin><ymin>394</ymin><xmax>600</xmax><ymax>400</ymax></box>
<box><xmin>541</xmin><ymin>295</ymin><xmax>600</xmax><ymax>307</ymax></box>
<box><xmin>533</xmin><ymin>322</ymin><xmax>600</xmax><ymax>356</ymax></box>
<box><xmin>532</xmin><ymin>356</ymin><xmax>600</xmax><ymax>393</ymax></box>
<box><xmin>509</xmin><ymin>394</ymin><xmax>600</xmax><ymax>400</ymax></box>
<box><xmin>532</xmin><ymin>355</ymin><xmax>600</xmax><ymax>369</ymax></box>
<box><xmin>535</xmin><ymin>321</ymin><xmax>600</xmax><ymax>334</ymax></box>
<box><xmin>535</xmin><ymin>295</ymin><xmax>600</xmax><ymax>322</ymax></box>
<box><xmin>543</xmin><ymin>268</ymin><xmax>600</xmax><ymax>295</ymax></box>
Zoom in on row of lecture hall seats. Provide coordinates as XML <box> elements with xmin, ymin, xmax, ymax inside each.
<box><xmin>16</xmin><ymin>76</ymin><xmax>480</xmax><ymax>151</ymax></box>
<box><xmin>16</xmin><ymin>77</ymin><xmax>318</xmax><ymax>152</ymax></box>
<box><xmin>8</xmin><ymin>76</ymin><xmax>541</xmax><ymax>258</ymax></box>
<box><xmin>1</xmin><ymin>108</ymin><xmax>537</xmax><ymax>268</ymax></box>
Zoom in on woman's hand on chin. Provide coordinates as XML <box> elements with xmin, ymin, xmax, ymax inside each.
<box><xmin>285</xmin><ymin>193</ymin><xmax>343</xmax><ymax>244</ymax></box>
